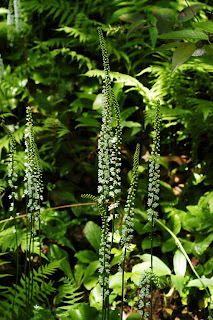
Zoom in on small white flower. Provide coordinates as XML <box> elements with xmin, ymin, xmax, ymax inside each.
<box><xmin>34</xmin><ymin>304</ymin><xmax>40</xmax><ymax>310</ymax></box>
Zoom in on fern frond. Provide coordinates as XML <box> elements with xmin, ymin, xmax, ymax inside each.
<box><xmin>0</xmin><ymin>261</ymin><xmax>60</xmax><ymax>318</ymax></box>
<box><xmin>57</xmin><ymin>27</ymin><xmax>89</xmax><ymax>43</ymax></box>
<box><xmin>85</xmin><ymin>69</ymin><xmax>150</xmax><ymax>101</ymax></box>
<box><xmin>55</xmin><ymin>277</ymin><xmax>83</xmax><ymax>315</ymax></box>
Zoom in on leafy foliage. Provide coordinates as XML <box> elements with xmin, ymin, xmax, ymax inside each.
<box><xmin>0</xmin><ymin>0</ymin><xmax>213</xmax><ymax>318</ymax></box>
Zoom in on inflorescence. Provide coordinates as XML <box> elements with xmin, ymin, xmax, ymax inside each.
<box><xmin>23</xmin><ymin>106</ymin><xmax>43</xmax><ymax>223</ymax></box>
<box><xmin>7</xmin><ymin>0</ymin><xmax>22</xmax><ymax>34</ymax></box>
<box><xmin>147</xmin><ymin>103</ymin><xmax>161</xmax><ymax>221</ymax></box>
<box><xmin>120</xmin><ymin>143</ymin><xmax>140</xmax><ymax>254</ymax></box>
<box><xmin>138</xmin><ymin>269</ymin><xmax>160</xmax><ymax>320</ymax></box>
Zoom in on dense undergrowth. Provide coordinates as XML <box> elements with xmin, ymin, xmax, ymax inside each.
<box><xmin>0</xmin><ymin>0</ymin><xmax>213</xmax><ymax>319</ymax></box>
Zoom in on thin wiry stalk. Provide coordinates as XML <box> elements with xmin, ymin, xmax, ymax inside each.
<box><xmin>120</xmin><ymin>144</ymin><xmax>140</xmax><ymax>319</ymax></box>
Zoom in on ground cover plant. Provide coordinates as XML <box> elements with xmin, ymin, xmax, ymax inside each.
<box><xmin>0</xmin><ymin>0</ymin><xmax>213</xmax><ymax>319</ymax></box>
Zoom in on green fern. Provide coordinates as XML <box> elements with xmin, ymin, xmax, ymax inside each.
<box><xmin>0</xmin><ymin>260</ymin><xmax>60</xmax><ymax>319</ymax></box>
<box><xmin>55</xmin><ymin>277</ymin><xmax>83</xmax><ymax>318</ymax></box>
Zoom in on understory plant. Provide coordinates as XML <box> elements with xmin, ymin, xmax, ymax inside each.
<box><xmin>82</xmin><ymin>28</ymin><xmax>162</xmax><ymax>320</ymax></box>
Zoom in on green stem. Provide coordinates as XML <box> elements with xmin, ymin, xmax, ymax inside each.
<box><xmin>150</xmin><ymin>214</ymin><xmax>154</xmax><ymax>320</ymax></box>
<box><xmin>120</xmin><ymin>247</ymin><xmax>126</xmax><ymax>320</ymax></box>
<box><xmin>155</xmin><ymin>218</ymin><xmax>211</xmax><ymax>298</ymax></box>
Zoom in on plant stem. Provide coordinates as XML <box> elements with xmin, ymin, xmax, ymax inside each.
<box><xmin>120</xmin><ymin>247</ymin><xmax>126</xmax><ymax>320</ymax></box>
<box><xmin>150</xmin><ymin>214</ymin><xmax>154</xmax><ymax>320</ymax></box>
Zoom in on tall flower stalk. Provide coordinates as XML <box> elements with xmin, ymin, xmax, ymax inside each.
<box><xmin>82</xmin><ymin>27</ymin><xmax>123</xmax><ymax>320</ymax></box>
<box><xmin>82</xmin><ymin>28</ymin><xmax>140</xmax><ymax>320</ymax></box>
<box><xmin>23</xmin><ymin>106</ymin><xmax>43</xmax><ymax>314</ymax></box>
<box><xmin>139</xmin><ymin>103</ymin><xmax>161</xmax><ymax>319</ymax></box>
<box><xmin>120</xmin><ymin>143</ymin><xmax>140</xmax><ymax>320</ymax></box>
<box><xmin>97</xmin><ymin>27</ymin><xmax>122</xmax><ymax>320</ymax></box>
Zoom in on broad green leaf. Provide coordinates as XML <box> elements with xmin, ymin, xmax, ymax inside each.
<box><xmin>75</xmin><ymin>250</ymin><xmax>98</xmax><ymax>263</ymax></box>
<box><xmin>109</xmin><ymin>271</ymin><xmax>130</xmax><ymax>293</ymax></box>
<box><xmin>193</xmin><ymin>21</ymin><xmax>213</xmax><ymax>34</ymax></box>
<box><xmin>89</xmin><ymin>284</ymin><xmax>102</xmax><ymax>310</ymax></box>
<box><xmin>142</xmin><ymin>236</ymin><xmax>161</xmax><ymax>250</ymax></box>
<box><xmin>173</xmin><ymin>250</ymin><xmax>187</xmax><ymax>276</ymax></box>
<box><xmin>158</xmin><ymin>30</ymin><xmax>208</xmax><ymax>40</ymax></box>
<box><xmin>171</xmin><ymin>274</ymin><xmax>185</xmax><ymax>294</ymax></box>
<box><xmin>119</xmin><ymin>13</ymin><xmax>144</xmax><ymax>24</ymax></box>
<box><xmin>168</xmin><ymin>214</ymin><xmax>181</xmax><ymax>235</ymax></box>
<box><xmin>138</xmin><ymin>254</ymin><xmax>171</xmax><ymax>276</ymax></box>
<box><xmin>69</xmin><ymin>303</ymin><xmax>98</xmax><ymax>320</ymax></box>
<box><xmin>127</xmin><ymin>313</ymin><xmax>141</xmax><ymax>319</ymax></box>
<box><xmin>187</xmin><ymin>278</ymin><xmax>213</xmax><ymax>288</ymax></box>
<box><xmin>92</xmin><ymin>94</ymin><xmax>102</xmax><ymax>110</ymax></box>
<box><xmin>194</xmin><ymin>233</ymin><xmax>213</xmax><ymax>255</ymax></box>
<box><xmin>204</xmin><ymin>258</ymin><xmax>213</xmax><ymax>275</ymax></box>
<box><xmin>178</xmin><ymin>5</ymin><xmax>202</xmax><ymax>23</ymax></box>
<box><xmin>172</xmin><ymin>43</ymin><xmax>196</xmax><ymax>73</ymax></box>
<box><xmin>131</xmin><ymin>262</ymin><xmax>150</xmax><ymax>285</ymax></box>
<box><xmin>83</xmin><ymin>260</ymin><xmax>100</xmax><ymax>283</ymax></box>
<box><xmin>83</xmin><ymin>275</ymin><xmax>98</xmax><ymax>290</ymax></box>
<box><xmin>84</xmin><ymin>221</ymin><xmax>101</xmax><ymax>253</ymax></box>
<box><xmin>162</xmin><ymin>238</ymin><xmax>176</xmax><ymax>253</ymax></box>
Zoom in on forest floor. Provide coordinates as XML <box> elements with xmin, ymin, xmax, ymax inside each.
<box><xmin>124</xmin><ymin>289</ymin><xmax>207</xmax><ymax>320</ymax></box>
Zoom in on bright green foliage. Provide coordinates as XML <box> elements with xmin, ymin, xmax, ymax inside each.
<box><xmin>0</xmin><ymin>261</ymin><xmax>60</xmax><ymax>318</ymax></box>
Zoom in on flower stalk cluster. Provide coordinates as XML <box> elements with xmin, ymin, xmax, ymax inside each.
<box><xmin>7</xmin><ymin>0</ymin><xmax>22</xmax><ymax>33</ymax></box>
<box><xmin>138</xmin><ymin>269</ymin><xmax>160</xmax><ymax>320</ymax></box>
<box><xmin>147</xmin><ymin>103</ymin><xmax>161</xmax><ymax>221</ymax></box>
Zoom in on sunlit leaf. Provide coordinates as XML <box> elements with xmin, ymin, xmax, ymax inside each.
<box><xmin>172</xmin><ymin>43</ymin><xmax>196</xmax><ymax>73</ymax></box>
<box><xmin>171</xmin><ymin>274</ymin><xmax>185</xmax><ymax>294</ymax></box>
<box><xmin>187</xmin><ymin>278</ymin><xmax>213</xmax><ymax>288</ymax></box>
<box><xmin>173</xmin><ymin>250</ymin><xmax>187</xmax><ymax>276</ymax></box>
<box><xmin>158</xmin><ymin>30</ymin><xmax>208</xmax><ymax>40</ymax></box>
<box><xmin>193</xmin><ymin>21</ymin><xmax>213</xmax><ymax>34</ymax></box>
<box><xmin>84</xmin><ymin>221</ymin><xmax>101</xmax><ymax>253</ymax></box>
